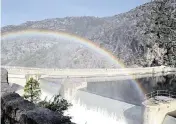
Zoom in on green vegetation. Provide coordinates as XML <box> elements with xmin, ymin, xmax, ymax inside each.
<box><xmin>147</xmin><ymin>0</ymin><xmax>176</xmax><ymax>67</ymax></box>
<box><xmin>23</xmin><ymin>77</ymin><xmax>41</xmax><ymax>103</ymax></box>
<box><xmin>38</xmin><ymin>95</ymin><xmax>73</xmax><ymax>123</ymax></box>
<box><xmin>154</xmin><ymin>75</ymin><xmax>176</xmax><ymax>92</ymax></box>
<box><xmin>23</xmin><ymin>77</ymin><xmax>73</xmax><ymax>123</ymax></box>
<box><xmin>147</xmin><ymin>0</ymin><xmax>176</xmax><ymax>92</ymax></box>
<box><xmin>37</xmin><ymin>94</ymin><xmax>73</xmax><ymax>123</ymax></box>
<box><xmin>38</xmin><ymin>94</ymin><xmax>72</xmax><ymax>115</ymax></box>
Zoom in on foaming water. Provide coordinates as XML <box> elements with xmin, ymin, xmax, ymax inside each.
<box><xmin>65</xmin><ymin>99</ymin><xmax>127</xmax><ymax>124</ymax></box>
<box><xmin>15</xmin><ymin>80</ymin><xmax>141</xmax><ymax>124</ymax></box>
<box><xmin>16</xmin><ymin>88</ymin><xmax>127</xmax><ymax>124</ymax></box>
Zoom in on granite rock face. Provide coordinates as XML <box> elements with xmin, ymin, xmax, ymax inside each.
<box><xmin>1</xmin><ymin>1</ymin><xmax>167</xmax><ymax>68</ymax></box>
<box><xmin>1</xmin><ymin>68</ymin><xmax>11</xmax><ymax>95</ymax></box>
<box><xmin>1</xmin><ymin>92</ymin><xmax>72</xmax><ymax>124</ymax></box>
<box><xmin>1</xmin><ymin>68</ymin><xmax>8</xmax><ymax>83</ymax></box>
<box><xmin>1</xmin><ymin>69</ymin><xmax>73</xmax><ymax>124</ymax></box>
<box><xmin>1</xmin><ymin>68</ymin><xmax>23</xmax><ymax>95</ymax></box>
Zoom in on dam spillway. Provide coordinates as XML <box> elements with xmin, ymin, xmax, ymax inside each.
<box><xmin>4</xmin><ymin>66</ymin><xmax>176</xmax><ymax>124</ymax></box>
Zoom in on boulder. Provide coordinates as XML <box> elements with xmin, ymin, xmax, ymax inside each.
<box><xmin>1</xmin><ymin>68</ymin><xmax>11</xmax><ymax>95</ymax></box>
<box><xmin>1</xmin><ymin>92</ymin><xmax>73</xmax><ymax>124</ymax></box>
<box><xmin>1</xmin><ymin>68</ymin><xmax>8</xmax><ymax>83</ymax></box>
<box><xmin>1</xmin><ymin>69</ymin><xmax>73</xmax><ymax>124</ymax></box>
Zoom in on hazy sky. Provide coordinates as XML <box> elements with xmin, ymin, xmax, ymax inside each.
<box><xmin>2</xmin><ymin>0</ymin><xmax>150</xmax><ymax>26</ymax></box>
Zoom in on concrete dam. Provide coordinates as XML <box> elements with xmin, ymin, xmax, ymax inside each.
<box><xmin>3</xmin><ymin>66</ymin><xmax>176</xmax><ymax>124</ymax></box>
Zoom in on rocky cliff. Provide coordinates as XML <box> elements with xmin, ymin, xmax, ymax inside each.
<box><xmin>1</xmin><ymin>1</ymin><xmax>156</xmax><ymax>68</ymax></box>
<box><xmin>1</xmin><ymin>69</ymin><xmax>73</xmax><ymax>124</ymax></box>
<box><xmin>1</xmin><ymin>1</ymin><xmax>175</xmax><ymax>68</ymax></box>
<box><xmin>1</xmin><ymin>68</ymin><xmax>11</xmax><ymax>95</ymax></box>
<box><xmin>1</xmin><ymin>93</ymin><xmax>72</xmax><ymax>124</ymax></box>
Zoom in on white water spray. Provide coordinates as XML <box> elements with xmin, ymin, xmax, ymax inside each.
<box><xmin>65</xmin><ymin>100</ymin><xmax>127</xmax><ymax>124</ymax></box>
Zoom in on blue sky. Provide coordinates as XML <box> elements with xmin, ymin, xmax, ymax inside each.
<box><xmin>2</xmin><ymin>0</ymin><xmax>150</xmax><ymax>26</ymax></box>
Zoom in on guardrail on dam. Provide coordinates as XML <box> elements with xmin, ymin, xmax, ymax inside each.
<box><xmin>2</xmin><ymin>66</ymin><xmax>176</xmax><ymax>79</ymax></box>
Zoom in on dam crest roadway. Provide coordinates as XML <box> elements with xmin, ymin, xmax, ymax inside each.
<box><xmin>2</xmin><ymin>66</ymin><xmax>176</xmax><ymax>81</ymax></box>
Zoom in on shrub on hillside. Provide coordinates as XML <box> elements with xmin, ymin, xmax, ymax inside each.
<box><xmin>38</xmin><ymin>94</ymin><xmax>74</xmax><ymax>123</ymax></box>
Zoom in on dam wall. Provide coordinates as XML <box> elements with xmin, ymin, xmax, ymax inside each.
<box><xmin>72</xmin><ymin>90</ymin><xmax>144</xmax><ymax>124</ymax></box>
<box><xmin>86</xmin><ymin>75</ymin><xmax>175</xmax><ymax>105</ymax></box>
<box><xmin>86</xmin><ymin>80</ymin><xmax>143</xmax><ymax>105</ymax></box>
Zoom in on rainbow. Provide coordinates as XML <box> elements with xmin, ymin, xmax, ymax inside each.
<box><xmin>2</xmin><ymin>29</ymin><xmax>123</xmax><ymax>68</ymax></box>
<box><xmin>1</xmin><ymin>29</ymin><xmax>146</xmax><ymax>97</ymax></box>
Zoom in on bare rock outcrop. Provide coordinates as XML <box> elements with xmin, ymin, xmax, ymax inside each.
<box><xmin>1</xmin><ymin>68</ymin><xmax>73</xmax><ymax>124</ymax></box>
<box><xmin>1</xmin><ymin>92</ymin><xmax>72</xmax><ymax>124</ymax></box>
<box><xmin>1</xmin><ymin>68</ymin><xmax>11</xmax><ymax>95</ymax></box>
<box><xmin>1</xmin><ymin>1</ymin><xmax>165</xmax><ymax>68</ymax></box>
<box><xmin>1</xmin><ymin>68</ymin><xmax>8</xmax><ymax>83</ymax></box>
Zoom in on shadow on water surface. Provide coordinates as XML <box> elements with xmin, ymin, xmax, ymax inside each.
<box><xmin>85</xmin><ymin>74</ymin><xmax>176</xmax><ymax>106</ymax></box>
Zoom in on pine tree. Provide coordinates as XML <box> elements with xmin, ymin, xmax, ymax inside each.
<box><xmin>23</xmin><ymin>77</ymin><xmax>41</xmax><ymax>103</ymax></box>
